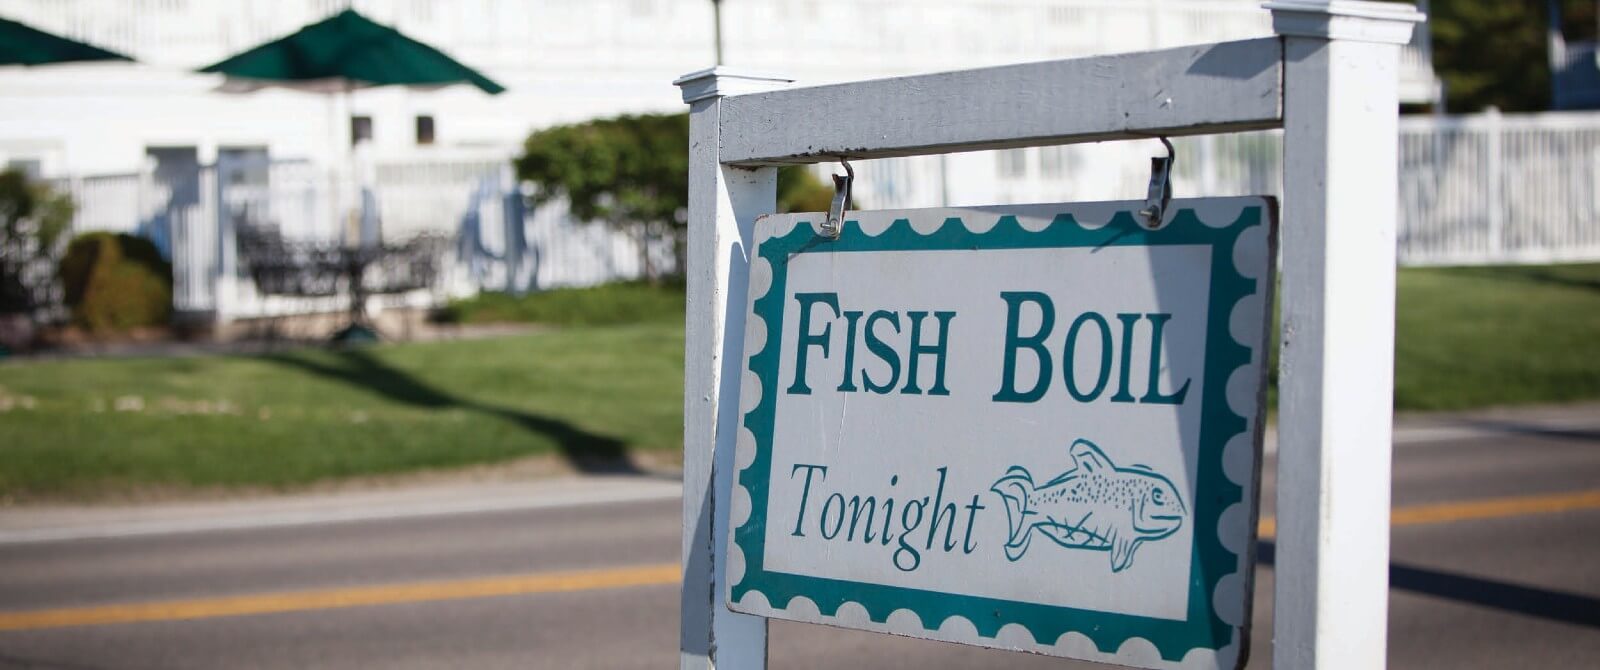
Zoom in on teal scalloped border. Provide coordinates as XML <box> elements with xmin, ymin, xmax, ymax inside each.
<box><xmin>734</xmin><ymin>204</ymin><xmax>1265</xmax><ymax>661</ymax></box>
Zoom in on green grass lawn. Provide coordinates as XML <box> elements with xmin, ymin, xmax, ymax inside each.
<box><xmin>0</xmin><ymin>324</ymin><xmax>684</xmax><ymax>500</ymax></box>
<box><xmin>1390</xmin><ymin>264</ymin><xmax>1600</xmax><ymax>410</ymax></box>
<box><xmin>0</xmin><ymin>264</ymin><xmax>1595</xmax><ymax>499</ymax></box>
<box><xmin>438</xmin><ymin>279</ymin><xmax>685</xmax><ymax>326</ymax></box>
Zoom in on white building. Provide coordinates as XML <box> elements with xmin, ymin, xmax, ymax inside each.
<box><xmin>0</xmin><ymin>0</ymin><xmax>1441</xmax><ymax>178</ymax></box>
<box><xmin>28</xmin><ymin>1</ymin><xmax>1569</xmax><ymax>330</ymax></box>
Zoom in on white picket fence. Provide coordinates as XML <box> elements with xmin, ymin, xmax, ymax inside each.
<box><xmin>848</xmin><ymin>110</ymin><xmax>1600</xmax><ymax>266</ymax></box>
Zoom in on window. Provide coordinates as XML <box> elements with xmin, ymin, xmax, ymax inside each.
<box><xmin>218</xmin><ymin>147</ymin><xmax>269</xmax><ymax>187</ymax></box>
<box><xmin>5</xmin><ymin>158</ymin><xmax>42</xmax><ymax>179</ymax></box>
<box><xmin>415</xmin><ymin>115</ymin><xmax>435</xmax><ymax>145</ymax></box>
<box><xmin>145</xmin><ymin>146</ymin><xmax>201</xmax><ymax>208</ymax></box>
<box><xmin>351</xmin><ymin>116</ymin><xmax>373</xmax><ymax>146</ymax></box>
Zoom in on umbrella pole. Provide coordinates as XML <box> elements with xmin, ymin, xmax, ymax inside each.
<box><xmin>335</xmin><ymin>80</ymin><xmax>378</xmax><ymax>344</ymax></box>
<box><xmin>344</xmin><ymin>80</ymin><xmax>356</xmax><ymax>248</ymax></box>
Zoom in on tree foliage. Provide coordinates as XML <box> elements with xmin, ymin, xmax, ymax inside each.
<box><xmin>515</xmin><ymin>112</ymin><xmax>837</xmax><ymax>278</ymax></box>
<box><xmin>0</xmin><ymin>169</ymin><xmax>73</xmax><ymax>316</ymax></box>
<box><xmin>777</xmin><ymin>166</ymin><xmax>839</xmax><ymax>213</ymax></box>
<box><xmin>1427</xmin><ymin>0</ymin><xmax>1595</xmax><ymax>112</ymax></box>
<box><xmin>516</xmin><ymin>113</ymin><xmax>690</xmax><ymax>233</ymax></box>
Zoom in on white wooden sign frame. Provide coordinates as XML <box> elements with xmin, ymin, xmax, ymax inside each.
<box><xmin>674</xmin><ymin>2</ymin><xmax>1423</xmax><ymax>668</ymax></box>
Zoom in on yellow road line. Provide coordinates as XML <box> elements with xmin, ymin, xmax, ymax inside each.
<box><xmin>0</xmin><ymin>562</ymin><xmax>679</xmax><ymax>632</ymax></box>
<box><xmin>1258</xmin><ymin>488</ymin><xmax>1600</xmax><ymax>539</ymax></box>
<box><xmin>4</xmin><ymin>489</ymin><xmax>1599</xmax><ymax>633</ymax></box>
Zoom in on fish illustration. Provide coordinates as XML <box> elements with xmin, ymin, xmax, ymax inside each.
<box><xmin>990</xmin><ymin>439</ymin><xmax>1187</xmax><ymax>572</ymax></box>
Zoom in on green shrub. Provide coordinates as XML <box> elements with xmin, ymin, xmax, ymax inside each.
<box><xmin>440</xmin><ymin>280</ymin><xmax>685</xmax><ymax>326</ymax></box>
<box><xmin>57</xmin><ymin>232</ymin><xmax>172</xmax><ymax>332</ymax></box>
<box><xmin>777</xmin><ymin>167</ymin><xmax>840</xmax><ymax>214</ymax></box>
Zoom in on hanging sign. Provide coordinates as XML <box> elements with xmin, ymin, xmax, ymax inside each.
<box><xmin>726</xmin><ymin>197</ymin><xmax>1275</xmax><ymax>669</ymax></box>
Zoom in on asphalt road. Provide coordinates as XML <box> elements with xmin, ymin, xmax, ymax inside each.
<box><xmin>1</xmin><ymin>417</ymin><xmax>1597</xmax><ymax>669</ymax></box>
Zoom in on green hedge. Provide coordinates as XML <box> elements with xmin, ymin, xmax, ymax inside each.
<box><xmin>58</xmin><ymin>232</ymin><xmax>172</xmax><ymax>332</ymax></box>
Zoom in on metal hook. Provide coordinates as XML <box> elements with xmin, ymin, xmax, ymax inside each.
<box><xmin>822</xmin><ymin>158</ymin><xmax>853</xmax><ymax>239</ymax></box>
<box><xmin>1138</xmin><ymin>137</ymin><xmax>1175</xmax><ymax>229</ymax></box>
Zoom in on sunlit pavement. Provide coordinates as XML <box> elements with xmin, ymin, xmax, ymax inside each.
<box><xmin>1</xmin><ymin>407</ymin><xmax>1597</xmax><ymax>669</ymax></box>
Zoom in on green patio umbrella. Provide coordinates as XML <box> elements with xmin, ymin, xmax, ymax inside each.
<box><xmin>195</xmin><ymin>7</ymin><xmax>506</xmax><ymax>241</ymax></box>
<box><xmin>197</xmin><ymin>9</ymin><xmax>503</xmax><ymax>342</ymax></box>
<box><xmin>197</xmin><ymin>9</ymin><xmax>503</xmax><ymax>94</ymax></box>
<box><xmin>0</xmin><ymin>17</ymin><xmax>133</xmax><ymax>66</ymax></box>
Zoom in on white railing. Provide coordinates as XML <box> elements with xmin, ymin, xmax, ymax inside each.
<box><xmin>844</xmin><ymin>110</ymin><xmax>1600</xmax><ymax>267</ymax></box>
<box><xmin>374</xmin><ymin>158</ymin><xmax>510</xmax><ymax>242</ymax></box>
<box><xmin>60</xmin><ymin>172</ymin><xmax>144</xmax><ymax>236</ymax></box>
<box><xmin>451</xmin><ymin>171</ymin><xmax>678</xmax><ymax>296</ymax></box>
<box><xmin>60</xmin><ymin>157</ymin><xmax>674</xmax><ymax>323</ymax></box>
<box><xmin>57</xmin><ymin>110</ymin><xmax>1596</xmax><ymax>325</ymax></box>
<box><xmin>1399</xmin><ymin>111</ymin><xmax>1600</xmax><ymax>265</ymax></box>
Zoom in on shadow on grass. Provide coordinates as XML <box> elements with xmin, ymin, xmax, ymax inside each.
<box><xmin>1455</xmin><ymin>419</ymin><xmax>1600</xmax><ymax>443</ymax></box>
<box><xmin>1442</xmin><ymin>265</ymin><xmax>1600</xmax><ymax>293</ymax></box>
<box><xmin>260</xmin><ymin>348</ymin><xmax>639</xmax><ymax>474</ymax></box>
<box><xmin>1259</xmin><ymin>541</ymin><xmax>1600</xmax><ymax>629</ymax></box>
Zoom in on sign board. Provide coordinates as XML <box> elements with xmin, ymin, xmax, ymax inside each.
<box><xmin>726</xmin><ymin>197</ymin><xmax>1275</xmax><ymax>669</ymax></box>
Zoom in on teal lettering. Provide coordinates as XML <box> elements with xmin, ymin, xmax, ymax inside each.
<box><xmin>895</xmin><ymin>497</ymin><xmax>927</xmax><ymax>572</ymax></box>
<box><xmin>993</xmin><ymin>292</ymin><xmax>1055</xmax><ymax>403</ymax></box>
<box><xmin>836</xmin><ymin>310</ymin><xmax>864</xmax><ymax>392</ymax></box>
<box><xmin>787</xmin><ymin>469</ymin><xmax>981</xmax><ymax>571</ymax></box>
<box><xmin>1139</xmin><ymin>313</ymin><xmax>1192</xmax><ymax>405</ymax></box>
<box><xmin>962</xmin><ymin>495</ymin><xmax>985</xmax><ymax>553</ymax></box>
<box><xmin>862</xmin><ymin>311</ymin><xmax>901</xmax><ymax>394</ymax></box>
<box><xmin>790</xmin><ymin>463</ymin><xmax>827</xmax><ymax>537</ymax></box>
<box><xmin>820</xmin><ymin>493</ymin><xmax>845</xmax><ymax>539</ymax></box>
<box><xmin>1111</xmin><ymin>312</ymin><xmax>1141</xmax><ymax>403</ymax></box>
<box><xmin>847</xmin><ymin>495</ymin><xmax>877</xmax><ymax>542</ymax></box>
<box><xmin>902</xmin><ymin>311</ymin><xmax>956</xmax><ymax>396</ymax></box>
<box><xmin>881</xmin><ymin>475</ymin><xmax>898</xmax><ymax>545</ymax></box>
<box><xmin>788</xmin><ymin>293</ymin><xmax>840</xmax><ymax>395</ymax></box>
<box><xmin>1065</xmin><ymin>312</ymin><xmax>1113</xmax><ymax>402</ymax></box>
<box><xmin>924</xmin><ymin>467</ymin><xmax>959</xmax><ymax>551</ymax></box>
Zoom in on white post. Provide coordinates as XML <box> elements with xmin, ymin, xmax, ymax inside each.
<box><xmin>675</xmin><ymin>67</ymin><xmax>792</xmax><ymax>670</ymax></box>
<box><xmin>213</xmin><ymin>160</ymin><xmax>236</xmax><ymax>324</ymax></box>
<box><xmin>1266</xmin><ymin>2</ymin><xmax>1422</xmax><ymax>668</ymax></box>
<box><xmin>1484</xmin><ymin>107</ymin><xmax>1504</xmax><ymax>258</ymax></box>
